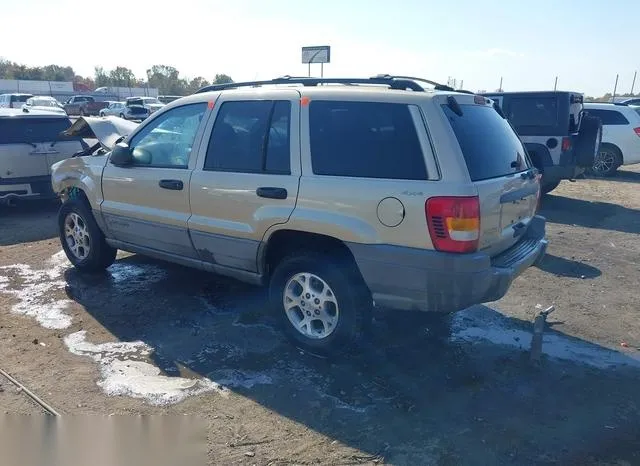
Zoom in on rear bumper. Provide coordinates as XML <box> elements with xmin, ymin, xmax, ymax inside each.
<box><xmin>543</xmin><ymin>164</ymin><xmax>585</xmax><ymax>182</ymax></box>
<box><xmin>0</xmin><ymin>175</ymin><xmax>56</xmax><ymax>202</ymax></box>
<box><xmin>347</xmin><ymin>215</ymin><xmax>548</xmax><ymax>313</ymax></box>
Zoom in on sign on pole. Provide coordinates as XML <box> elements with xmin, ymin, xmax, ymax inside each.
<box><xmin>302</xmin><ymin>46</ymin><xmax>330</xmax><ymax>77</ymax></box>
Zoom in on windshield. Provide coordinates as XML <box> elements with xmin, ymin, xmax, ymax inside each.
<box><xmin>28</xmin><ymin>98</ymin><xmax>59</xmax><ymax>107</ymax></box>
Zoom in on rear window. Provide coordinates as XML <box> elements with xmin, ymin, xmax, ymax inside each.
<box><xmin>586</xmin><ymin>109</ymin><xmax>629</xmax><ymax>125</ymax></box>
<box><xmin>507</xmin><ymin>97</ymin><xmax>558</xmax><ymax>127</ymax></box>
<box><xmin>442</xmin><ymin>104</ymin><xmax>530</xmax><ymax>181</ymax></box>
<box><xmin>10</xmin><ymin>95</ymin><xmax>31</xmax><ymax>104</ymax></box>
<box><xmin>309</xmin><ymin>101</ymin><xmax>427</xmax><ymax>180</ymax></box>
<box><xmin>0</xmin><ymin>117</ymin><xmax>74</xmax><ymax>144</ymax></box>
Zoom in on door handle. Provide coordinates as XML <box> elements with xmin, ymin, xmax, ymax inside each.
<box><xmin>159</xmin><ymin>179</ymin><xmax>183</xmax><ymax>190</ymax></box>
<box><xmin>256</xmin><ymin>187</ymin><xmax>287</xmax><ymax>199</ymax></box>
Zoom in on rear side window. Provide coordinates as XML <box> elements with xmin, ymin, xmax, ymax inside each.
<box><xmin>507</xmin><ymin>97</ymin><xmax>558</xmax><ymax>127</ymax></box>
<box><xmin>586</xmin><ymin>109</ymin><xmax>629</xmax><ymax>125</ymax></box>
<box><xmin>204</xmin><ymin>100</ymin><xmax>291</xmax><ymax>174</ymax></box>
<box><xmin>309</xmin><ymin>101</ymin><xmax>427</xmax><ymax>180</ymax></box>
<box><xmin>442</xmin><ymin>104</ymin><xmax>530</xmax><ymax>181</ymax></box>
<box><xmin>0</xmin><ymin>117</ymin><xmax>74</xmax><ymax>144</ymax></box>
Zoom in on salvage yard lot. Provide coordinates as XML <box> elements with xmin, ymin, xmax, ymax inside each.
<box><xmin>1</xmin><ymin>169</ymin><xmax>640</xmax><ymax>465</ymax></box>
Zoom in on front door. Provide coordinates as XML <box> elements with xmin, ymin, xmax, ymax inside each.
<box><xmin>100</xmin><ymin>102</ymin><xmax>210</xmax><ymax>258</ymax></box>
<box><xmin>188</xmin><ymin>91</ymin><xmax>301</xmax><ymax>272</ymax></box>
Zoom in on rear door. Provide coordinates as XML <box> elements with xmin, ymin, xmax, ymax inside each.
<box><xmin>188</xmin><ymin>91</ymin><xmax>300</xmax><ymax>272</ymax></box>
<box><xmin>440</xmin><ymin>96</ymin><xmax>539</xmax><ymax>256</ymax></box>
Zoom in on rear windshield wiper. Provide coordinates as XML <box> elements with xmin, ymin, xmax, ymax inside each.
<box><xmin>447</xmin><ymin>96</ymin><xmax>463</xmax><ymax>116</ymax></box>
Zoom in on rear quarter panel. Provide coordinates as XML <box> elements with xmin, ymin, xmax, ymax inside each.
<box><xmin>274</xmin><ymin>92</ymin><xmax>476</xmax><ymax>250</ymax></box>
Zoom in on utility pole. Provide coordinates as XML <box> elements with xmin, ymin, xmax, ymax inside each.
<box><xmin>612</xmin><ymin>74</ymin><xmax>619</xmax><ymax>102</ymax></box>
<box><xmin>554</xmin><ymin>76</ymin><xmax>558</xmax><ymax>91</ymax></box>
<box><xmin>498</xmin><ymin>76</ymin><xmax>503</xmax><ymax>91</ymax></box>
<box><xmin>631</xmin><ymin>71</ymin><xmax>637</xmax><ymax>95</ymax></box>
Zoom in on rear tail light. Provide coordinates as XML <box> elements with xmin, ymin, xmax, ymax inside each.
<box><xmin>425</xmin><ymin>196</ymin><xmax>480</xmax><ymax>253</ymax></box>
<box><xmin>561</xmin><ymin>137</ymin><xmax>572</xmax><ymax>152</ymax></box>
<box><xmin>634</xmin><ymin>127</ymin><xmax>640</xmax><ymax>137</ymax></box>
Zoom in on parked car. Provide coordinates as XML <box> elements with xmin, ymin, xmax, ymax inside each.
<box><xmin>158</xmin><ymin>95</ymin><xmax>182</xmax><ymax>104</ymax></box>
<box><xmin>63</xmin><ymin>95</ymin><xmax>108</xmax><ymax>116</ymax></box>
<box><xmin>99</xmin><ymin>101</ymin><xmax>125</xmax><ymax>117</ymax></box>
<box><xmin>620</xmin><ymin>98</ymin><xmax>640</xmax><ymax>106</ymax></box>
<box><xmin>23</xmin><ymin>96</ymin><xmax>66</xmax><ymax>114</ymax></box>
<box><xmin>135</xmin><ymin>96</ymin><xmax>165</xmax><ymax>114</ymax></box>
<box><xmin>0</xmin><ymin>93</ymin><xmax>34</xmax><ymax>108</ymax></box>
<box><xmin>483</xmin><ymin>91</ymin><xmax>602</xmax><ymax>194</ymax></box>
<box><xmin>0</xmin><ymin>108</ymin><xmax>86</xmax><ymax>206</ymax></box>
<box><xmin>583</xmin><ymin>102</ymin><xmax>640</xmax><ymax>176</ymax></box>
<box><xmin>51</xmin><ymin>75</ymin><xmax>548</xmax><ymax>353</ymax></box>
<box><xmin>121</xmin><ymin>98</ymin><xmax>151</xmax><ymax>120</ymax></box>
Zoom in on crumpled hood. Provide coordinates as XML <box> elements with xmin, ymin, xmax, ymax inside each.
<box><xmin>62</xmin><ymin>116</ymin><xmax>138</xmax><ymax>150</ymax></box>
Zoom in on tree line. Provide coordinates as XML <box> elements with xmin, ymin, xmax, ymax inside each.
<box><xmin>0</xmin><ymin>59</ymin><xmax>233</xmax><ymax>95</ymax></box>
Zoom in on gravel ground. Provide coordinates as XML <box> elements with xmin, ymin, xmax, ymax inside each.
<box><xmin>1</xmin><ymin>167</ymin><xmax>640</xmax><ymax>465</ymax></box>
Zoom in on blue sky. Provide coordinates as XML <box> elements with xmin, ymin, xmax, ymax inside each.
<box><xmin>1</xmin><ymin>0</ymin><xmax>638</xmax><ymax>96</ymax></box>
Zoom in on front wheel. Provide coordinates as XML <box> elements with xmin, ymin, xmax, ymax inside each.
<box><xmin>119</xmin><ymin>113</ymin><xmax>125</xmax><ymax>119</ymax></box>
<box><xmin>58</xmin><ymin>199</ymin><xmax>117</xmax><ymax>272</ymax></box>
<box><xmin>269</xmin><ymin>252</ymin><xmax>371</xmax><ymax>355</ymax></box>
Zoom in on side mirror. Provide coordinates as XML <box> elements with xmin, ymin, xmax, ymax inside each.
<box><xmin>110</xmin><ymin>142</ymin><xmax>133</xmax><ymax>166</ymax></box>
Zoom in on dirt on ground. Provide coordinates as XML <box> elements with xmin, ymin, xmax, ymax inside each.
<box><xmin>1</xmin><ymin>168</ymin><xmax>640</xmax><ymax>465</ymax></box>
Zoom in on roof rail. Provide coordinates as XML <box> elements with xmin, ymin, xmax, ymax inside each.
<box><xmin>371</xmin><ymin>74</ymin><xmax>475</xmax><ymax>94</ymax></box>
<box><xmin>195</xmin><ymin>76</ymin><xmax>428</xmax><ymax>93</ymax></box>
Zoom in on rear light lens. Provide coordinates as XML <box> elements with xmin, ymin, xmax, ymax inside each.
<box><xmin>561</xmin><ymin>137</ymin><xmax>572</xmax><ymax>152</ymax></box>
<box><xmin>634</xmin><ymin>127</ymin><xmax>640</xmax><ymax>137</ymax></box>
<box><xmin>425</xmin><ymin>196</ymin><xmax>480</xmax><ymax>253</ymax></box>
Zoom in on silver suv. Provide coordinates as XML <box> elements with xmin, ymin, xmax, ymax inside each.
<box><xmin>51</xmin><ymin>76</ymin><xmax>548</xmax><ymax>353</ymax></box>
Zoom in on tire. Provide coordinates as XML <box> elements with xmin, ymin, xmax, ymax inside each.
<box><xmin>575</xmin><ymin>114</ymin><xmax>602</xmax><ymax>167</ymax></box>
<box><xmin>58</xmin><ymin>198</ymin><xmax>117</xmax><ymax>272</ymax></box>
<box><xmin>79</xmin><ymin>108</ymin><xmax>86</xmax><ymax>117</ymax></box>
<box><xmin>119</xmin><ymin>113</ymin><xmax>125</xmax><ymax>119</ymax></box>
<box><xmin>269</xmin><ymin>252</ymin><xmax>372</xmax><ymax>355</ymax></box>
<box><xmin>590</xmin><ymin>145</ymin><xmax>621</xmax><ymax>177</ymax></box>
<box><xmin>541</xmin><ymin>179</ymin><xmax>560</xmax><ymax>195</ymax></box>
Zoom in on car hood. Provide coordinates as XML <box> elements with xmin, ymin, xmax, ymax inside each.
<box><xmin>62</xmin><ymin>116</ymin><xmax>138</xmax><ymax>150</ymax></box>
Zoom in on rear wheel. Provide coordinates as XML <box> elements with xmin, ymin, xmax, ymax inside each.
<box><xmin>269</xmin><ymin>252</ymin><xmax>371</xmax><ymax>355</ymax></box>
<box><xmin>58</xmin><ymin>199</ymin><xmax>117</xmax><ymax>272</ymax></box>
<box><xmin>119</xmin><ymin>113</ymin><xmax>125</xmax><ymax>119</ymax></box>
<box><xmin>591</xmin><ymin>145</ymin><xmax>621</xmax><ymax>177</ymax></box>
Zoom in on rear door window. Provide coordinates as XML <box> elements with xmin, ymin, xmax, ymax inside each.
<box><xmin>586</xmin><ymin>109</ymin><xmax>629</xmax><ymax>125</ymax></box>
<box><xmin>442</xmin><ymin>104</ymin><xmax>530</xmax><ymax>181</ymax></box>
<box><xmin>204</xmin><ymin>100</ymin><xmax>291</xmax><ymax>174</ymax></box>
<box><xmin>0</xmin><ymin>117</ymin><xmax>74</xmax><ymax>144</ymax></box>
<box><xmin>309</xmin><ymin>101</ymin><xmax>427</xmax><ymax>180</ymax></box>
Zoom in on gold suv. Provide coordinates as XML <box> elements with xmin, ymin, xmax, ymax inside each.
<box><xmin>51</xmin><ymin>76</ymin><xmax>548</xmax><ymax>353</ymax></box>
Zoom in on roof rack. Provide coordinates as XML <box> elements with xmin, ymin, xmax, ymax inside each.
<box><xmin>195</xmin><ymin>75</ymin><xmax>470</xmax><ymax>94</ymax></box>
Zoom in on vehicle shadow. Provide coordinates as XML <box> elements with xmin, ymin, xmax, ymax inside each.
<box><xmin>585</xmin><ymin>169</ymin><xmax>640</xmax><ymax>184</ymax></box>
<box><xmin>535</xmin><ymin>253</ymin><xmax>601</xmax><ymax>279</ymax></box>
<box><xmin>539</xmin><ymin>194</ymin><xmax>640</xmax><ymax>235</ymax></box>
<box><xmin>0</xmin><ymin>201</ymin><xmax>60</xmax><ymax>246</ymax></box>
<box><xmin>63</xmin><ymin>255</ymin><xmax>640</xmax><ymax>465</ymax></box>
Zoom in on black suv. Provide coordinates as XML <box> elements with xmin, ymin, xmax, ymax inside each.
<box><xmin>483</xmin><ymin>91</ymin><xmax>602</xmax><ymax>194</ymax></box>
